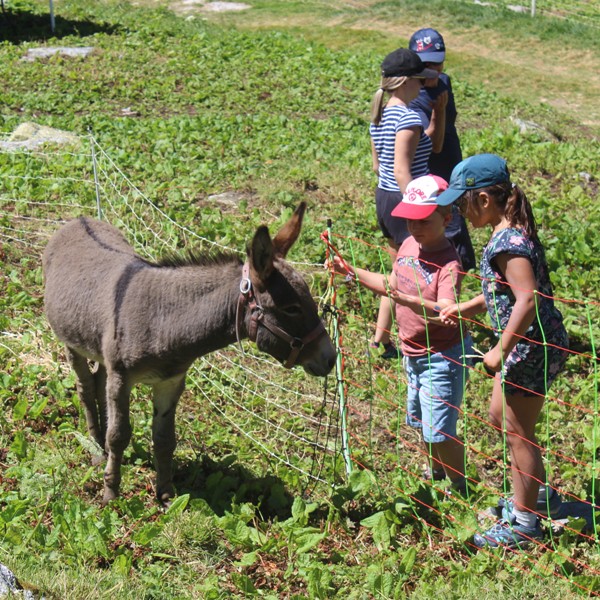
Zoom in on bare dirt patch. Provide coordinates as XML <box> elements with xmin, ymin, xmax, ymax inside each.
<box><xmin>169</xmin><ymin>0</ymin><xmax>250</xmax><ymax>15</ymax></box>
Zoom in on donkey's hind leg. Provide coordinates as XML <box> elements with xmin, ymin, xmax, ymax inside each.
<box><xmin>102</xmin><ymin>367</ymin><xmax>133</xmax><ymax>505</ymax></box>
<box><xmin>152</xmin><ymin>375</ymin><xmax>186</xmax><ymax>504</ymax></box>
<box><xmin>92</xmin><ymin>362</ymin><xmax>108</xmax><ymax>455</ymax></box>
<box><xmin>65</xmin><ymin>347</ymin><xmax>106</xmax><ymax>456</ymax></box>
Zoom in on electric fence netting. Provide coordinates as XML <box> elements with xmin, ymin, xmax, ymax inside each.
<box><xmin>323</xmin><ymin>226</ymin><xmax>600</xmax><ymax>593</ymax></box>
<box><xmin>1</xmin><ymin>136</ymin><xmax>599</xmax><ymax>592</ymax></box>
<box><xmin>0</xmin><ymin>135</ymin><xmax>347</xmax><ymax>500</ymax></box>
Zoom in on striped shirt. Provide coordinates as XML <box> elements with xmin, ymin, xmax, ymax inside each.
<box><xmin>369</xmin><ymin>105</ymin><xmax>432</xmax><ymax>192</ymax></box>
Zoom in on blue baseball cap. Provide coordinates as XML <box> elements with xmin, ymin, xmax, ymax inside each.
<box><xmin>409</xmin><ymin>28</ymin><xmax>446</xmax><ymax>63</ymax></box>
<box><xmin>436</xmin><ymin>154</ymin><xmax>511</xmax><ymax>206</ymax></box>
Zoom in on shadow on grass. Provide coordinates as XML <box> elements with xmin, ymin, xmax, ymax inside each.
<box><xmin>0</xmin><ymin>8</ymin><xmax>120</xmax><ymax>44</ymax></box>
<box><xmin>173</xmin><ymin>454</ymin><xmax>296</xmax><ymax>520</ymax></box>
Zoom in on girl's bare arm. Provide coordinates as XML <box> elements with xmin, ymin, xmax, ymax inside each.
<box><xmin>393</xmin><ymin>127</ymin><xmax>420</xmax><ymax>193</ymax></box>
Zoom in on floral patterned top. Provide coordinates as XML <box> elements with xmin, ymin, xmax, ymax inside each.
<box><xmin>481</xmin><ymin>227</ymin><xmax>565</xmax><ymax>345</ymax></box>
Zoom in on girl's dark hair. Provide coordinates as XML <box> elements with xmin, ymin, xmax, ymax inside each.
<box><xmin>464</xmin><ymin>181</ymin><xmax>539</xmax><ymax>243</ymax></box>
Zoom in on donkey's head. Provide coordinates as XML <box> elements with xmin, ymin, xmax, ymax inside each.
<box><xmin>245</xmin><ymin>203</ymin><xmax>335</xmax><ymax>377</ymax></box>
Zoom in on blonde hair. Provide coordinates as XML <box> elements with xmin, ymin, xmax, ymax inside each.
<box><xmin>370</xmin><ymin>76</ymin><xmax>408</xmax><ymax>125</ymax></box>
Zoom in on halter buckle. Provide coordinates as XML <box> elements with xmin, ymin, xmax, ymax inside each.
<box><xmin>240</xmin><ymin>277</ymin><xmax>252</xmax><ymax>295</ymax></box>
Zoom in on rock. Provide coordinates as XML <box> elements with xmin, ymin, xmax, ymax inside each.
<box><xmin>207</xmin><ymin>191</ymin><xmax>246</xmax><ymax>207</ymax></box>
<box><xmin>511</xmin><ymin>117</ymin><xmax>558</xmax><ymax>141</ymax></box>
<box><xmin>0</xmin><ymin>564</ymin><xmax>42</xmax><ymax>599</ymax></box>
<box><xmin>507</xmin><ymin>4</ymin><xmax>529</xmax><ymax>13</ymax></box>
<box><xmin>202</xmin><ymin>2</ymin><xmax>251</xmax><ymax>12</ymax></box>
<box><xmin>21</xmin><ymin>47</ymin><xmax>95</xmax><ymax>62</ymax></box>
<box><xmin>0</xmin><ymin>123</ymin><xmax>80</xmax><ymax>151</ymax></box>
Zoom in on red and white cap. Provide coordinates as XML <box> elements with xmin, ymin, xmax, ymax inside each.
<box><xmin>391</xmin><ymin>175</ymin><xmax>449</xmax><ymax>220</ymax></box>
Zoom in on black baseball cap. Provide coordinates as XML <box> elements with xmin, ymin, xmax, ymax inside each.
<box><xmin>381</xmin><ymin>48</ymin><xmax>439</xmax><ymax>79</ymax></box>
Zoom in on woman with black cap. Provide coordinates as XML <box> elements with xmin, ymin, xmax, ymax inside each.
<box><xmin>369</xmin><ymin>48</ymin><xmax>443</xmax><ymax>358</ymax></box>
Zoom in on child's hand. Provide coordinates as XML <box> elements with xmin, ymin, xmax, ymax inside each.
<box><xmin>439</xmin><ymin>304</ymin><xmax>460</xmax><ymax>327</ymax></box>
<box><xmin>483</xmin><ymin>345</ymin><xmax>503</xmax><ymax>374</ymax></box>
<box><xmin>432</xmin><ymin>90</ymin><xmax>448</xmax><ymax>112</ymax></box>
<box><xmin>389</xmin><ymin>289</ymin><xmax>403</xmax><ymax>305</ymax></box>
<box><xmin>326</xmin><ymin>255</ymin><xmax>353</xmax><ymax>277</ymax></box>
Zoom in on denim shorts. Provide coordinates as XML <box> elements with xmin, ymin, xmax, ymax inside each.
<box><xmin>404</xmin><ymin>337</ymin><xmax>472</xmax><ymax>443</ymax></box>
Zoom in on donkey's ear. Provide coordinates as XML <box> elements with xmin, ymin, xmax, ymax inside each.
<box><xmin>272</xmin><ymin>202</ymin><xmax>306</xmax><ymax>258</ymax></box>
<box><xmin>248</xmin><ymin>225</ymin><xmax>274</xmax><ymax>290</ymax></box>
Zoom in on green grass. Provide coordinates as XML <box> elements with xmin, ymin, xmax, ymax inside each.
<box><xmin>1</xmin><ymin>0</ymin><xmax>600</xmax><ymax>598</ymax></box>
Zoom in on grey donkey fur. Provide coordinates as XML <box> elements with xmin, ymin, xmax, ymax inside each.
<box><xmin>43</xmin><ymin>204</ymin><xmax>335</xmax><ymax>505</ymax></box>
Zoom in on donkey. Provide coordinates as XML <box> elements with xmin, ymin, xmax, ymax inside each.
<box><xmin>43</xmin><ymin>203</ymin><xmax>335</xmax><ymax>505</ymax></box>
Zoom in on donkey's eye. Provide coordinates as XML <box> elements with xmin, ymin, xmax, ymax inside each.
<box><xmin>281</xmin><ymin>305</ymin><xmax>303</xmax><ymax>318</ymax></box>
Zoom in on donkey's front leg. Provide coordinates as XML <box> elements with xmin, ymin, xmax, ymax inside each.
<box><xmin>102</xmin><ymin>369</ymin><xmax>133</xmax><ymax>505</ymax></box>
<box><xmin>152</xmin><ymin>375</ymin><xmax>185</xmax><ymax>505</ymax></box>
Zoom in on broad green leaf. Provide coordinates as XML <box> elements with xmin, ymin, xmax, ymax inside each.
<box><xmin>165</xmin><ymin>493</ymin><xmax>190</xmax><ymax>519</ymax></box>
<box><xmin>12</xmin><ymin>396</ymin><xmax>28</xmax><ymax>421</ymax></box>
<box><xmin>235</xmin><ymin>551</ymin><xmax>258</xmax><ymax>567</ymax></box>
<box><xmin>398</xmin><ymin>546</ymin><xmax>417</xmax><ymax>574</ymax></box>
<box><xmin>231</xmin><ymin>573</ymin><xmax>257</xmax><ymax>595</ymax></box>
<box><xmin>348</xmin><ymin>469</ymin><xmax>375</xmax><ymax>496</ymax></box>
<box><xmin>133</xmin><ymin>524</ymin><xmax>162</xmax><ymax>545</ymax></box>
<box><xmin>10</xmin><ymin>431</ymin><xmax>28</xmax><ymax>459</ymax></box>
<box><xmin>28</xmin><ymin>396</ymin><xmax>48</xmax><ymax>419</ymax></box>
<box><xmin>295</xmin><ymin>530</ymin><xmax>325</xmax><ymax>554</ymax></box>
<box><xmin>360</xmin><ymin>511</ymin><xmax>390</xmax><ymax>551</ymax></box>
<box><xmin>70</xmin><ymin>431</ymin><xmax>104</xmax><ymax>458</ymax></box>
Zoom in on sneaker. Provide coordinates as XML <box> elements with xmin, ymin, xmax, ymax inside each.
<box><xmin>474</xmin><ymin>515</ymin><xmax>544</xmax><ymax>550</ymax></box>
<box><xmin>498</xmin><ymin>488</ymin><xmax>563</xmax><ymax>520</ymax></box>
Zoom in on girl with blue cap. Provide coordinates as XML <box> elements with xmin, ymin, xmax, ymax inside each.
<box><xmin>437</xmin><ymin>153</ymin><xmax>569</xmax><ymax>549</ymax></box>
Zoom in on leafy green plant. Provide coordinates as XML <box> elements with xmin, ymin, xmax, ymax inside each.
<box><xmin>1</xmin><ymin>0</ymin><xmax>600</xmax><ymax>597</ymax></box>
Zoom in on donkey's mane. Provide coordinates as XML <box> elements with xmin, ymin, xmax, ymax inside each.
<box><xmin>154</xmin><ymin>249</ymin><xmax>242</xmax><ymax>269</ymax></box>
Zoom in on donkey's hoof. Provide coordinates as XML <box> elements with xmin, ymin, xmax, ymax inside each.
<box><xmin>91</xmin><ymin>453</ymin><xmax>107</xmax><ymax>467</ymax></box>
<box><xmin>101</xmin><ymin>488</ymin><xmax>118</xmax><ymax>506</ymax></box>
<box><xmin>157</xmin><ymin>486</ymin><xmax>176</xmax><ymax>507</ymax></box>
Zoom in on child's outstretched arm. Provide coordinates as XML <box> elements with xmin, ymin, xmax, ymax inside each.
<box><xmin>439</xmin><ymin>294</ymin><xmax>486</xmax><ymax>325</ymax></box>
<box><xmin>484</xmin><ymin>254</ymin><xmax>537</xmax><ymax>373</ymax></box>
<box><xmin>329</xmin><ymin>255</ymin><xmax>392</xmax><ymax>297</ymax></box>
<box><xmin>389</xmin><ymin>289</ymin><xmax>453</xmax><ymax>319</ymax></box>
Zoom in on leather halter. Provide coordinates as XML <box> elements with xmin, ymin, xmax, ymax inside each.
<box><xmin>235</xmin><ymin>262</ymin><xmax>326</xmax><ymax>369</ymax></box>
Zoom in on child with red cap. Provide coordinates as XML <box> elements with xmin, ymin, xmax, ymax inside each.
<box><xmin>331</xmin><ymin>175</ymin><xmax>473</xmax><ymax>491</ymax></box>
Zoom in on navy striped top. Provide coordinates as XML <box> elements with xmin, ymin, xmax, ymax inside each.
<box><xmin>369</xmin><ymin>105</ymin><xmax>432</xmax><ymax>192</ymax></box>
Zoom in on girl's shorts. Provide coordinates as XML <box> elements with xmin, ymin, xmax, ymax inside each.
<box><xmin>502</xmin><ymin>330</ymin><xmax>569</xmax><ymax>396</ymax></box>
<box><xmin>375</xmin><ymin>187</ymin><xmax>409</xmax><ymax>246</ymax></box>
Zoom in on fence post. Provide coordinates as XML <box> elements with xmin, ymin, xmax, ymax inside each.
<box><xmin>531</xmin><ymin>0</ymin><xmax>536</xmax><ymax>17</ymax></box>
<box><xmin>89</xmin><ymin>131</ymin><xmax>102</xmax><ymax>220</ymax></box>
<box><xmin>327</xmin><ymin>219</ymin><xmax>353</xmax><ymax>478</ymax></box>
